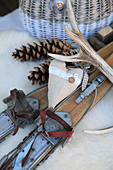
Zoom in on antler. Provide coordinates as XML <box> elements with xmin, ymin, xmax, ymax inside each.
<box><xmin>49</xmin><ymin>0</ymin><xmax>113</xmax><ymax>83</ymax></box>
<box><xmin>83</xmin><ymin>126</ymin><xmax>113</xmax><ymax>135</ymax></box>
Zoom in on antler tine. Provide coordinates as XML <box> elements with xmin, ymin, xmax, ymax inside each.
<box><xmin>66</xmin><ymin>0</ymin><xmax>80</xmax><ymax>34</ymax></box>
<box><xmin>65</xmin><ymin>25</ymin><xmax>90</xmax><ymax>51</ymax></box>
<box><xmin>84</xmin><ymin>126</ymin><xmax>113</xmax><ymax>134</ymax></box>
<box><xmin>48</xmin><ymin>49</ymin><xmax>84</xmax><ymax>62</ymax></box>
<box><xmin>48</xmin><ymin>54</ymin><xmax>90</xmax><ymax>63</ymax></box>
<box><xmin>65</xmin><ymin>0</ymin><xmax>90</xmax><ymax>47</ymax></box>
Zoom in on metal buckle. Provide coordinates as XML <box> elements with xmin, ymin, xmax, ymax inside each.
<box><xmin>75</xmin><ymin>73</ymin><xmax>107</xmax><ymax>104</ymax></box>
<box><xmin>92</xmin><ymin>74</ymin><xmax>106</xmax><ymax>87</ymax></box>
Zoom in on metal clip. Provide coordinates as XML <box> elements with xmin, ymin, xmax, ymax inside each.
<box><xmin>75</xmin><ymin>73</ymin><xmax>106</xmax><ymax>104</ymax></box>
<box><xmin>92</xmin><ymin>74</ymin><xmax>106</xmax><ymax>87</ymax></box>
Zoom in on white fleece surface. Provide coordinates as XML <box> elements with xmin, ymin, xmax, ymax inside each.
<box><xmin>0</xmin><ymin>10</ymin><xmax>113</xmax><ymax>170</ymax></box>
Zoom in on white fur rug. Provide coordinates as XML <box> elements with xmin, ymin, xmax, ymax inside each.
<box><xmin>0</xmin><ymin>30</ymin><xmax>113</xmax><ymax>170</ymax></box>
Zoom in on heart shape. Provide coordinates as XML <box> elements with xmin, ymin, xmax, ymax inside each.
<box><xmin>48</xmin><ymin>59</ymin><xmax>83</xmax><ymax>109</ymax></box>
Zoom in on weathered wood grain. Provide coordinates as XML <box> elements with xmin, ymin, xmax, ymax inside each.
<box><xmin>96</xmin><ymin>26</ymin><xmax>113</xmax><ymax>44</ymax></box>
<box><xmin>90</xmin><ymin>24</ymin><xmax>113</xmax><ymax>51</ymax></box>
<box><xmin>90</xmin><ymin>36</ymin><xmax>106</xmax><ymax>51</ymax></box>
<box><xmin>30</xmin><ymin>42</ymin><xmax>113</xmax><ymax>127</ymax></box>
<box><xmin>57</xmin><ymin>52</ymin><xmax>113</xmax><ymax>127</ymax></box>
<box><xmin>29</xmin><ymin>85</ymin><xmax>48</xmax><ymax>110</ymax></box>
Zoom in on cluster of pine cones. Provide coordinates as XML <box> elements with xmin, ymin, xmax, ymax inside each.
<box><xmin>12</xmin><ymin>38</ymin><xmax>78</xmax><ymax>85</ymax></box>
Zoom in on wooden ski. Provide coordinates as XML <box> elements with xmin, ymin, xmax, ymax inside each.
<box><xmin>0</xmin><ymin>42</ymin><xmax>113</xmax><ymax>170</ymax></box>
<box><xmin>29</xmin><ymin>42</ymin><xmax>113</xmax><ymax>127</ymax></box>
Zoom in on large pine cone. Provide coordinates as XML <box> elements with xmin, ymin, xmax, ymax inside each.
<box><xmin>12</xmin><ymin>38</ymin><xmax>77</xmax><ymax>62</ymax></box>
<box><xmin>13</xmin><ymin>38</ymin><xmax>78</xmax><ymax>85</ymax></box>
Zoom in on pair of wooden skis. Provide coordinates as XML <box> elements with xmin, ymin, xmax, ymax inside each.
<box><xmin>0</xmin><ymin>42</ymin><xmax>113</xmax><ymax>169</ymax></box>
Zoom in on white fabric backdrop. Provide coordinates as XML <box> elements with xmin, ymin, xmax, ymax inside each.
<box><xmin>0</xmin><ymin>9</ymin><xmax>113</xmax><ymax>170</ymax></box>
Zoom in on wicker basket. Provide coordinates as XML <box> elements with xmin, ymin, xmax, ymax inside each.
<box><xmin>19</xmin><ymin>0</ymin><xmax>113</xmax><ymax>41</ymax></box>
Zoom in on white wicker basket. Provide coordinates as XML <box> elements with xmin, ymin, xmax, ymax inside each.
<box><xmin>19</xmin><ymin>0</ymin><xmax>113</xmax><ymax>41</ymax></box>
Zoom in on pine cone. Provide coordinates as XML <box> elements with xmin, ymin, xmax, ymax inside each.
<box><xmin>28</xmin><ymin>61</ymin><xmax>50</xmax><ymax>85</ymax></box>
<box><xmin>12</xmin><ymin>38</ymin><xmax>77</xmax><ymax>62</ymax></box>
<box><xmin>28</xmin><ymin>59</ymin><xmax>76</xmax><ymax>85</ymax></box>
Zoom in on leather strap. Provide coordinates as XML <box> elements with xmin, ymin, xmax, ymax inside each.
<box><xmin>41</xmin><ymin>110</ymin><xmax>73</xmax><ymax>131</ymax></box>
<box><xmin>40</xmin><ymin>110</ymin><xmax>46</xmax><ymax>131</ymax></box>
<box><xmin>10</xmin><ymin>89</ymin><xmax>37</xmax><ymax>120</ymax></box>
<box><xmin>22</xmin><ymin>109</ymin><xmax>73</xmax><ymax>167</ymax></box>
<box><xmin>16</xmin><ymin>90</ymin><xmax>34</xmax><ymax>112</ymax></box>
<box><xmin>47</xmin><ymin>131</ymin><xmax>73</xmax><ymax>137</ymax></box>
<box><xmin>10</xmin><ymin>89</ymin><xmax>38</xmax><ymax>135</ymax></box>
<box><xmin>10</xmin><ymin>89</ymin><xmax>17</xmax><ymax>119</ymax></box>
